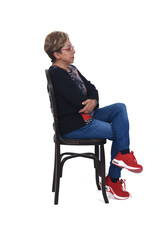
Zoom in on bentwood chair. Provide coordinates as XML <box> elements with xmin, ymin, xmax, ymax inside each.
<box><xmin>45</xmin><ymin>69</ymin><xmax>109</xmax><ymax>204</ymax></box>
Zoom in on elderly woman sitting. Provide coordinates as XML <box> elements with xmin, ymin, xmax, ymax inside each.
<box><xmin>44</xmin><ymin>31</ymin><xmax>143</xmax><ymax>200</ymax></box>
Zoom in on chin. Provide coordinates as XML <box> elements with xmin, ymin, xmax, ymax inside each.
<box><xmin>71</xmin><ymin>57</ymin><xmax>74</xmax><ymax>63</ymax></box>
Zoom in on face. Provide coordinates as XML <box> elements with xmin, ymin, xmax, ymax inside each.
<box><xmin>59</xmin><ymin>40</ymin><xmax>75</xmax><ymax>65</ymax></box>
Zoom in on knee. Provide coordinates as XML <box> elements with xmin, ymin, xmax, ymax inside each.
<box><xmin>115</xmin><ymin>103</ymin><xmax>127</xmax><ymax>112</ymax></box>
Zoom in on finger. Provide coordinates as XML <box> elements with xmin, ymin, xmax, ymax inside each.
<box><xmin>82</xmin><ymin>99</ymin><xmax>89</xmax><ymax>105</ymax></box>
<box><xmin>79</xmin><ymin>105</ymin><xmax>88</xmax><ymax>113</ymax></box>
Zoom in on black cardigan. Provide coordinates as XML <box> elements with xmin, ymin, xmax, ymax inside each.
<box><xmin>49</xmin><ymin>65</ymin><xmax>99</xmax><ymax>135</ymax></box>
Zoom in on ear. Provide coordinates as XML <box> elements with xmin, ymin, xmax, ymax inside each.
<box><xmin>53</xmin><ymin>51</ymin><xmax>61</xmax><ymax>60</ymax></box>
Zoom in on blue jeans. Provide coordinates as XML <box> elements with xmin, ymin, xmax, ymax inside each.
<box><xmin>62</xmin><ymin>103</ymin><xmax>130</xmax><ymax>179</ymax></box>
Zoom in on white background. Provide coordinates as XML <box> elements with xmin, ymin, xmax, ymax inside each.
<box><xmin>0</xmin><ymin>0</ymin><xmax>160</xmax><ymax>239</ymax></box>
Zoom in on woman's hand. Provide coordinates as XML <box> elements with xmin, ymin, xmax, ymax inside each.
<box><xmin>78</xmin><ymin>99</ymin><xmax>97</xmax><ymax>114</ymax></box>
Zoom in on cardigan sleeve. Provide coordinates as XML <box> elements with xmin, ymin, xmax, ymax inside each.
<box><xmin>49</xmin><ymin>68</ymin><xmax>88</xmax><ymax>110</ymax></box>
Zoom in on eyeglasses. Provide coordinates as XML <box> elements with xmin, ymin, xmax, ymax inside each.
<box><xmin>61</xmin><ymin>45</ymin><xmax>74</xmax><ymax>52</ymax></box>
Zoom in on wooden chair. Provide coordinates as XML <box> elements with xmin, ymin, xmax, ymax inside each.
<box><xmin>45</xmin><ymin>69</ymin><xmax>109</xmax><ymax>204</ymax></box>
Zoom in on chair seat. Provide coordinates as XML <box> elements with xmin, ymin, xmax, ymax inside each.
<box><xmin>54</xmin><ymin>135</ymin><xmax>106</xmax><ymax>145</ymax></box>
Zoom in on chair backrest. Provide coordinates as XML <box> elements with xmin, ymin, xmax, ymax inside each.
<box><xmin>45</xmin><ymin>69</ymin><xmax>61</xmax><ymax>141</ymax></box>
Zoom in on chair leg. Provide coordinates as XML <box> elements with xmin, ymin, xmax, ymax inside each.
<box><xmin>95</xmin><ymin>145</ymin><xmax>101</xmax><ymax>190</ymax></box>
<box><xmin>52</xmin><ymin>145</ymin><xmax>57</xmax><ymax>192</ymax></box>
<box><xmin>54</xmin><ymin>142</ymin><xmax>61</xmax><ymax>205</ymax></box>
<box><xmin>100</xmin><ymin>144</ymin><xmax>109</xmax><ymax>203</ymax></box>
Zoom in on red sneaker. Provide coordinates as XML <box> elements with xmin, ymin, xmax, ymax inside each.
<box><xmin>105</xmin><ymin>176</ymin><xmax>131</xmax><ymax>200</ymax></box>
<box><xmin>112</xmin><ymin>151</ymin><xmax>143</xmax><ymax>173</ymax></box>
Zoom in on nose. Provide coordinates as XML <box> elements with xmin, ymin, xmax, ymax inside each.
<box><xmin>72</xmin><ymin>47</ymin><xmax>75</xmax><ymax>54</ymax></box>
<box><xmin>71</xmin><ymin>45</ymin><xmax>75</xmax><ymax>52</ymax></box>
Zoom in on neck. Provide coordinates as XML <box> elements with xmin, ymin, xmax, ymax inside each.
<box><xmin>52</xmin><ymin>61</ymin><xmax>69</xmax><ymax>72</ymax></box>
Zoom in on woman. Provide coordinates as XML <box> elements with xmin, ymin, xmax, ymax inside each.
<box><xmin>44</xmin><ymin>31</ymin><xmax>143</xmax><ymax>200</ymax></box>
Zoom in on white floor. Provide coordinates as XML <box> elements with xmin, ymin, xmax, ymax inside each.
<box><xmin>1</xmin><ymin>149</ymin><xmax>159</xmax><ymax>240</ymax></box>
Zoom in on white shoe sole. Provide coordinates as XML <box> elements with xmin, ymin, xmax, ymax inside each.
<box><xmin>112</xmin><ymin>159</ymin><xmax>141</xmax><ymax>173</ymax></box>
